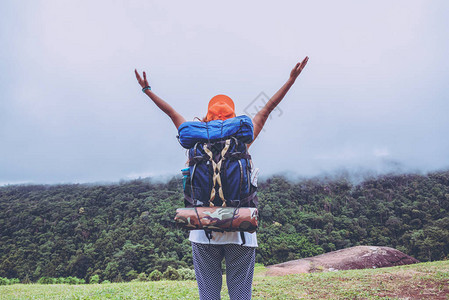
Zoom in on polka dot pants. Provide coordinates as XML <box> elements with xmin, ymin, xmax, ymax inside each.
<box><xmin>191</xmin><ymin>242</ymin><xmax>256</xmax><ymax>300</ymax></box>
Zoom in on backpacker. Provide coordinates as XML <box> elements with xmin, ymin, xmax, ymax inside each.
<box><xmin>175</xmin><ymin>116</ymin><xmax>259</xmax><ymax>241</ymax></box>
<box><xmin>177</xmin><ymin>115</ymin><xmax>258</xmax><ymax>209</ymax></box>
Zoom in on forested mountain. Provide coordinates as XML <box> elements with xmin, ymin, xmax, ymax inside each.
<box><xmin>1</xmin><ymin>171</ymin><xmax>448</xmax><ymax>282</ymax></box>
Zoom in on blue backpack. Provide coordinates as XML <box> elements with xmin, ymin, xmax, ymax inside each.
<box><xmin>178</xmin><ymin>115</ymin><xmax>258</xmax><ymax>208</ymax></box>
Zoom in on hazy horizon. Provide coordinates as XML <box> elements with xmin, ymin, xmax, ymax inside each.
<box><xmin>1</xmin><ymin>1</ymin><xmax>448</xmax><ymax>185</ymax></box>
<box><xmin>2</xmin><ymin>166</ymin><xmax>448</xmax><ymax>187</ymax></box>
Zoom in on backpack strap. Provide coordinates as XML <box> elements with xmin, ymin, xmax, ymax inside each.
<box><xmin>202</xmin><ymin>139</ymin><xmax>231</xmax><ymax>207</ymax></box>
<box><xmin>204</xmin><ymin>230</ymin><xmax>213</xmax><ymax>244</ymax></box>
<box><xmin>224</xmin><ymin>152</ymin><xmax>251</xmax><ymax>160</ymax></box>
<box><xmin>223</xmin><ymin>137</ymin><xmax>251</xmax><ymax>161</ymax></box>
<box><xmin>239</xmin><ymin>190</ymin><xmax>258</xmax><ymax>207</ymax></box>
<box><xmin>188</xmin><ymin>154</ymin><xmax>210</xmax><ymax>166</ymax></box>
<box><xmin>240</xmin><ymin>231</ymin><xmax>246</xmax><ymax>246</ymax></box>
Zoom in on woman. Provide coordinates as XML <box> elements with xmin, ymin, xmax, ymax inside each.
<box><xmin>135</xmin><ymin>56</ymin><xmax>308</xmax><ymax>300</ymax></box>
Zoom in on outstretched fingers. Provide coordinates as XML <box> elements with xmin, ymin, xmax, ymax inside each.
<box><xmin>290</xmin><ymin>56</ymin><xmax>309</xmax><ymax>80</ymax></box>
<box><xmin>135</xmin><ymin>69</ymin><xmax>142</xmax><ymax>81</ymax></box>
<box><xmin>299</xmin><ymin>56</ymin><xmax>309</xmax><ymax>71</ymax></box>
<box><xmin>135</xmin><ymin>69</ymin><xmax>149</xmax><ymax>88</ymax></box>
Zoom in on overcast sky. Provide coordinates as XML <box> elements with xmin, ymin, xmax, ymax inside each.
<box><xmin>1</xmin><ymin>0</ymin><xmax>448</xmax><ymax>185</ymax></box>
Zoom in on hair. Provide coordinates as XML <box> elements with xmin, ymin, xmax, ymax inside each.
<box><xmin>193</xmin><ymin>116</ymin><xmax>208</xmax><ymax>122</ymax></box>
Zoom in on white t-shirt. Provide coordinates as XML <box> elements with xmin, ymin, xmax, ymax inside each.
<box><xmin>189</xmin><ymin>230</ymin><xmax>258</xmax><ymax>247</ymax></box>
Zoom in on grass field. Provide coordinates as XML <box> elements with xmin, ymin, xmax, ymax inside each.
<box><xmin>1</xmin><ymin>261</ymin><xmax>448</xmax><ymax>299</ymax></box>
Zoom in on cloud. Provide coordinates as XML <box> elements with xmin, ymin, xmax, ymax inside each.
<box><xmin>1</xmin><ymin>0</ymin><xmax>449</xmax><ymax>184</ymax></box>
<box><xmin>373</xmin><ymin>148</ymin><xmax>390</xmax><ymax>158</ymax></box>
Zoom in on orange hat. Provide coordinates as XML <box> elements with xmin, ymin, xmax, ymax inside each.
<box><xmin>206</xmin><ymin>95</ymin><xmax>236</xmax><ymax>121</ymax></box>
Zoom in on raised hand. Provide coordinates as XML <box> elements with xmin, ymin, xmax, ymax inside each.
<box><xmin>250</xmin><ymin>56</ymin><xmax>309</xmax><ymax>144</ymax></box>
<box><xmin>290</xmin><ymin>56</ymin><xmax>309</xmax><ymax>81</ymax></box>
<box><xmin>134</xmin><ymin>68</ymin><xmax>186</xmax><ymax>128</ymax></box>
<box><xmin>134</xmin><ymin>69</ymin><xmax>149</xmax><ymax>88</ymax></box>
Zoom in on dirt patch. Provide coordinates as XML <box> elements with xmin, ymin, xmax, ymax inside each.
<box><xmin>369</xmin><ymin>270</ymin><xmax>449</xmax><ymax>299</ymax></box>
<box><xmin>379</xmin><ymin>279</ymin><xmax>449</xmax><ymax>300</ymax></box>
<box><xmin>265</xmin><ymin>246</ymin><xmax>419</xmax><ymax>276</ymax></box>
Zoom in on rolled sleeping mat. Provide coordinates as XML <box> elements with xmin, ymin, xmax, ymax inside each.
<box><xmin>174</xmin><ymin>207</ymin><xmax>258</xmax><ymax>233</ymax></box>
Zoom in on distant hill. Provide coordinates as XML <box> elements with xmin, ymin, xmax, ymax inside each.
<box><xmin>1</xmin><ymin>171</ymin><xmax>448</xmax><ymax>282</ymax></box>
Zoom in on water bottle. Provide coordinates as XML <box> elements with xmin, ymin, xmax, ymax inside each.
<box><xmin>181</xmin><ymin>168</ymin><xmax>190</xmax><ymax>190</ymax></box>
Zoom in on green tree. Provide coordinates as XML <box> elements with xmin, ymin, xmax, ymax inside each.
<box><xmin>89</xmin><ymin>274</ymin><xmax>100</xmax><ymax>284</ymax></box>
<box><xmin>149</xmin><ymin>270</ymin><xmax>162</xmax><ymax>281</ymax></box>
<box><xmin>163</xmin><ymin>266</ymin><xmax>179</xmax><ymax>280</ymax></box>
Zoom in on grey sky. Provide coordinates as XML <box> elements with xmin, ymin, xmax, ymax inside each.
<box><xmin>1</xmin><ymin>1</ymin><xmax>448</xmax><ymax>185</ymax></box>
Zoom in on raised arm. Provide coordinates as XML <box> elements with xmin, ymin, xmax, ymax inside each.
<box><xmin>251</xmin><ymin>56</ymin><xmax>309</xmax><ymax>143</ymax></box>
<box><xmin>135</xmin><ymin>69</ymin><xmax>186</xmax><ymax>129</ymax></box>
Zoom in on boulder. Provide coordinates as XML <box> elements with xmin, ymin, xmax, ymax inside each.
<box><xmin>265</xmin><ymin>246</ymin><xmax>419</xmax><ymax>276</ymax></box>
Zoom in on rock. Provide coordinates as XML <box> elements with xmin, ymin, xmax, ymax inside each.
<box><xmin>265</xmin><ymin>246</ymin><xmax>419</xmax><ymax>276</ymax></box>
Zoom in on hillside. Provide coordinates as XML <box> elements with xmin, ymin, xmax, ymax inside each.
<box><xmin>0</xmin><ymin>171</ymin><xmax>448</xmax><ymax>282</ymax></box>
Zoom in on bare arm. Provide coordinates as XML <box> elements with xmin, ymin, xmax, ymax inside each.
<box><xmin>251</xmin><ymin>56</ymin><xmax>309</xmax><ymax>144</ymax></box>
<box><xmin>135</xmin><ymin>69</ymin><xmax>186</xmax><ymax>129</ymax></box>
